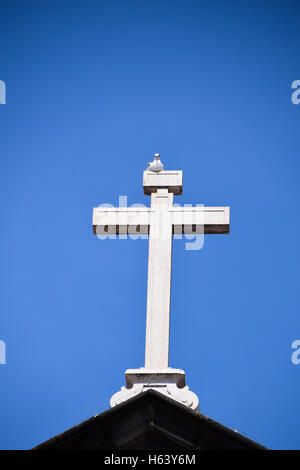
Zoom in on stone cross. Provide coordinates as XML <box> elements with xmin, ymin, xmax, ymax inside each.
<box><xmin>93</xmin><ymin>155</ymin><xmax>230</xmax><ymax>411</ymax></box>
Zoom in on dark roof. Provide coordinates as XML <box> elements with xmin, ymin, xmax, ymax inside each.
<box><xmin>34</xmin><ymin>390</ymin><xmax>266</xmax><ymax>450</ymax></box>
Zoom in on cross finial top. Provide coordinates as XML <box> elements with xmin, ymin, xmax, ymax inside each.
<box><xmin>147</xmin><ymin>153</ymin><xmax>164</xmax><ymax>173</ymax></box>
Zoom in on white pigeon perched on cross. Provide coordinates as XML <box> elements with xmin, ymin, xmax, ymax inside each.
<box><xmin>147</xmin><ymin>153</ymin><xmax>164</xmax><ymax>172</ymax></box>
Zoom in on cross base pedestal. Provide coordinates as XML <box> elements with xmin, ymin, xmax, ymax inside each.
<box><xmin>110</xmin><ymin>368</ymin><xmax>199</xmax><ymax>412</ymax></box>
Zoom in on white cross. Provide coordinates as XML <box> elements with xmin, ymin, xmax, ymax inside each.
<box><xmin>93</xmin><ymin>155</ymin><xmax>230</xmax><ymax>409</ymax></box>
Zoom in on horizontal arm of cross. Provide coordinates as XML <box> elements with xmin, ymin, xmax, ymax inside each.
<box><xmin>93</xmin><ymin>206</ymin><xmax>230</xmax><ymax>235</ymax></box>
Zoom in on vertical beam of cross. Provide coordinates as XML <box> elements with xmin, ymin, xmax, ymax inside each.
<box><xmin>145</xmin><ymin>188</ymin><xmax>173</xmax><ymax>369</ymax></box>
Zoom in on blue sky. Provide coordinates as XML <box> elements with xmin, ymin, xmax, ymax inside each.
<box><xmin>1</xmin><ymin>0</ymin><xmax>300</xmax><ymax>450</ymax></box>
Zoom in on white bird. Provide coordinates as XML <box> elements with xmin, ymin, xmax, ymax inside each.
<box><xmin>147</xmin><ymin>153</ymin><xmax>164</xmax><ymax>172</ymax></box>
